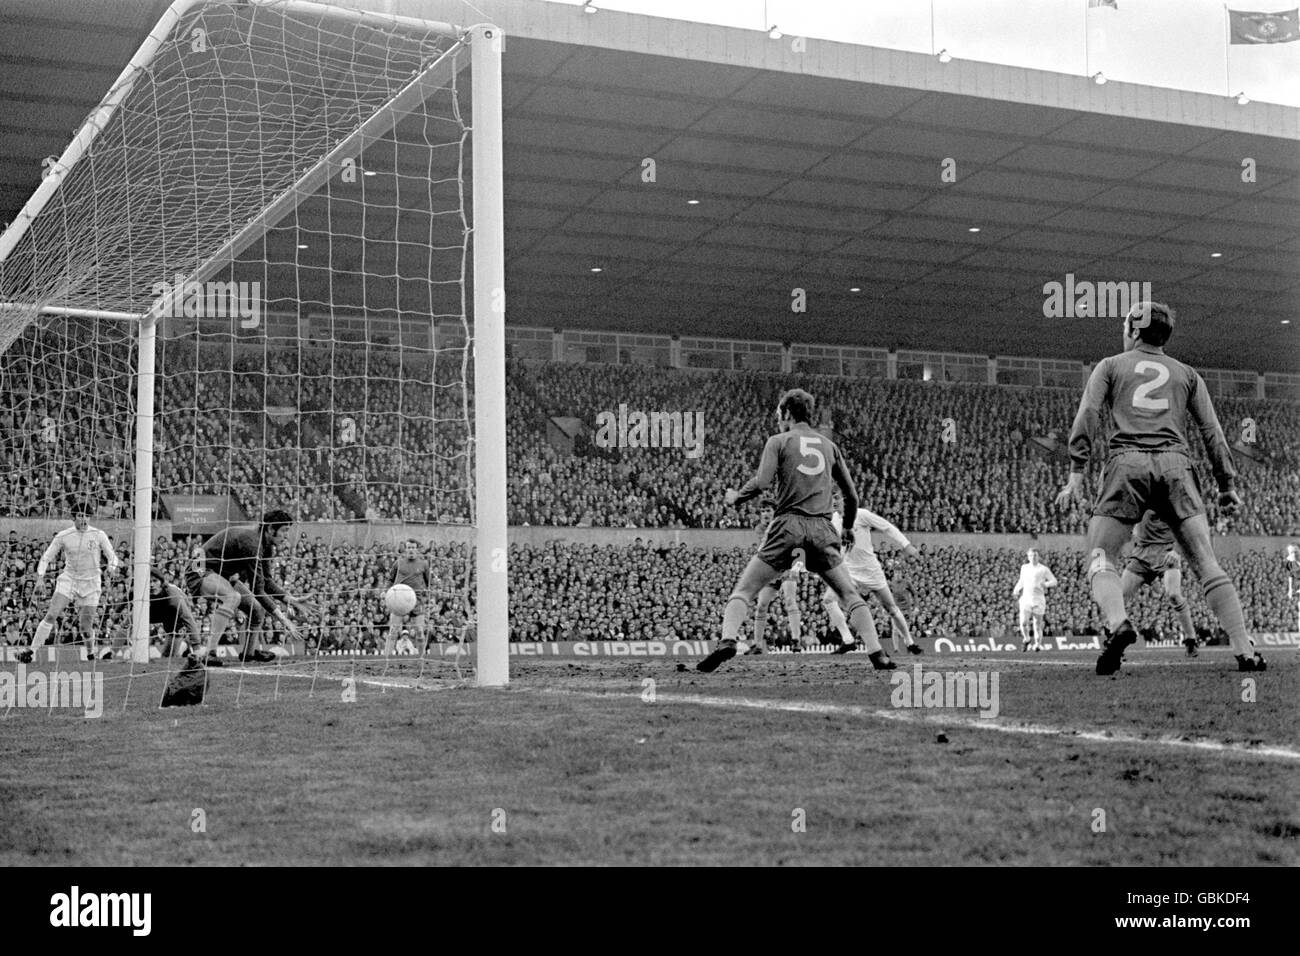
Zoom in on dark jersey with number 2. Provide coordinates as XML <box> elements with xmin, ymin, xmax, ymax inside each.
<box><xmin>1067</xmin><ymin>344</ymin><xmax>1236</xmax><ymax>487</ymax></box>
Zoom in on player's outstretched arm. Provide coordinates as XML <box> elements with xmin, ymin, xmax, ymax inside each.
<box><xmin>862</xmin><ymin>506</ymin><xmax>910</xmax><ymax>552</ymax></box>
<box><xmin>731</xmin><ymin>436</ymin><xmax>780</xmax><ymax>507</ymax></box>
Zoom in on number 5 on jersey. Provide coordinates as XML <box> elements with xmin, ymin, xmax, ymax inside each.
<box><xmin>797</xmin><ymin>436</ymin><xmax>825</xmax><ymax>475</ymax></box>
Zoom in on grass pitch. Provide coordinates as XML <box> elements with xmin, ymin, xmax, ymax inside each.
<box><xmin>1</xmin><ymin>647</ymin><xmax>1296</xmax><ymax>866</ymax></box>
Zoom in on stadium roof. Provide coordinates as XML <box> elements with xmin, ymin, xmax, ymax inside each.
<box><xmin>0</xmin><ymin>0</ymin><xmax>1296</xmax><ymax>372</ymax></box>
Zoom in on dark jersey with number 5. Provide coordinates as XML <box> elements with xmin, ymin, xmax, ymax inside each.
<box><xmin>1067</xmin><ymin>345</ymin><xmax>1236</xmax><ymax>487</ymax></box>
<box><xmin>738</xmin><ymin>425</ymin><xmax>848</xmax><ymax>518</ymax></box>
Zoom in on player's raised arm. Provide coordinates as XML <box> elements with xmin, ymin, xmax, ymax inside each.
<box><xmin>1187</xmin><ymin>372</ymin><xmax>1241</xmax><ymax>510</ymax></box>
<box><xmin>729</xmin><ymin>435</ymin><xmax>780</xmax><ymax>507</ymax></box>
<box><xmin>859</xmin><ymin>506</ymin><xmax>914</xmax><ymax>555</ymax></box>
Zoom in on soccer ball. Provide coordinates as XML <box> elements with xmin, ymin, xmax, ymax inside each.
<box><xmin>384</xmin><ymin>583</ymin><xmax>417</xmax><ymax>616</ymax></box>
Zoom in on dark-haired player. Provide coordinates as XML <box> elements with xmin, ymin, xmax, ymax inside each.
<box><xmin>148</xmin><ymin>567</ymin><xmax>202</xmax><ymax>659</ymax></box>
<box><xmin>1055</xmin><ymin>302</ymin><xmax>1264</xmax><ymax>674</ymax></box>
<box><xmin>1121</xmin><ymin>513</ymin><xmax>1199</xmax><ymax>656</ymax></box>
<box><xmin>20</xmin><ymin>502</ymin><xmax>120</xmax><ymax>662</ymax></box>
<box><xmin>185</xmin><ymin>509</ymin><xmax>316</xmax><ymax>665</ymax></box>
<box><xmin>699</xmin><ymin>388</ymin><xmax>895</xmax><ymax>673</ymax></box>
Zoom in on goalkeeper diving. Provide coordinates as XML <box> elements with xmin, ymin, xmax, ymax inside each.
<box><xmin>184</xmin><ymin>509</ymin><xmax>318</xmax><ymax>664</ymax></box>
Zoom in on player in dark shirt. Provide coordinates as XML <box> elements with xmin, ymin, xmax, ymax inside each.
<box><xmin>1056</xmin><ymin>302</ymin><xmax>1264</xmax><ymax>673</ymax></box>
<box><xmin>386</xmin><ymin>539</ymin><xmax>432</xmax><ymax>654</ymax></box>
<box><xmin>698</xmin><ymin>388</ymin><xmax>895</xmax><ymax>673</ymax></box>
<box><xmin>1121</xmin><ymin>513</ymin><xmax>1198</xmax><ymax>656</ymax></box>
<box><xmin>750</xmin><ymin>504</ymin><xmax>806</xmax><ymax>653</ymax></box>
<box><xmin>185</xmin><ymin>509</ymin><xmax>316</xmax><ymax>664</ymax></box>
<box><xmin>148</xmin><ymin>568</ymin><xmax>202</xmax><ymax>659</ymax></box>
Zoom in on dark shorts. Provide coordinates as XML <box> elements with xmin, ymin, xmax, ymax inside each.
<box><xmin>1125</xmin><ymin>547</ymin><xmax>1181</xmax><ymax>585</ymax></box>
<box><xmin>755</xmin><ymin>513</ymin><xmax>843</xmax><ymax>576</ymax></box>
<box><xmin>1094</xmin><ymin>451</ymin><xmax>1205</xmax><ymax>523</ymax></box>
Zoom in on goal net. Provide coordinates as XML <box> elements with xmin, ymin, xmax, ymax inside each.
<box><xmin>0</xmin><ymin>0</ymin><xmax>508</xmax><ymax>692</ymax></box>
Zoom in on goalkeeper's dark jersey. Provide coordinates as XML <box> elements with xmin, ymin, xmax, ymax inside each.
<box><xmin>392</xmin><ymin>555</ymin><xmax>430</xmax><ymax>590</ymax></box>
<box><xmin>199</xmin><ymin>526</ymin><xmax>286</xmax><ymax>604</ymax></box>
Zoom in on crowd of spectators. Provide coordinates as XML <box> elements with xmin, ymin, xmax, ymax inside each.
<box><xmin>1</xmin><ymin>327</ymin><xmax>1297</xmax><ymax>537</ymax></box>
<box><xmin>2</xmin><ymin>530</ymin><xmax>1294</xmax><ymax>651</ymax></box>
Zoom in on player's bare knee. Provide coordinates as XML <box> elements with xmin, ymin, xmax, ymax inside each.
<box><xmin>1087</xmin><ymin>548</ymin><xmax>1118</xmax><ymax>582</ymax></box>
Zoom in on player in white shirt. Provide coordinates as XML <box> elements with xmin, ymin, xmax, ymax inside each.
<box><xmin>1013</xmin><ymin>549</ymin><xmax>1058</xmax><ymax>651</ymax></box>
<box><xmin>20</xmin><ymin>503</ymin><xmax>121</xmax><ymax>661</ymax></box>
<box><xmin>825</xmin><ymin>504</ymin><xmax>924</xmax><ymax>655</ymax></box>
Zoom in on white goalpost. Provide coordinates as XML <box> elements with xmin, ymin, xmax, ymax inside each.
<box><xmin>0</xmin><ymin>0</ymin><xmax>508</xmax><ymax>686</ymax></box>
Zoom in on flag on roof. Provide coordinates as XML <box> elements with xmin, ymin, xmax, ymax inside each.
<box><xmin>1229</xmin><ymin>8</ymin><xmax>1300</xmax><ymax>43</ymax></box>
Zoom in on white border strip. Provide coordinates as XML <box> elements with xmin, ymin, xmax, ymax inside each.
<box><xmin>541</xmin><ymin>688</ymin><xmax>1300</xmax><ymax>763</ymax></box>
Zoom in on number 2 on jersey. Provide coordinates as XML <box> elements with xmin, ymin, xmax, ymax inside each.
<box><xmin>796</xmin><ymin>436</ymin><xmax>826</xmax><ymax>475</ymax></box>
<box><xmin>1132</xmin><ymin>360</ymin><xmax>1170</xmax><ymax>411</ymax></box>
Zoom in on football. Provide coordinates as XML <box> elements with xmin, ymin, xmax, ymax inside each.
<box><xmin>384</xmin><ymin>583</ymin><xmax>417</xmax><ymax>616</ymax></box>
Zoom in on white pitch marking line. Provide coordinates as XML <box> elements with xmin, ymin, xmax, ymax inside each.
<box><xmin>221</xmin><ymin>664</ymin><xmax>448</xmax><ymax>691</ymax></box>
<box><xmin>540</xmin><ymin>688</ymin><xmax>1300</xmax><ymax>763</ymax></box>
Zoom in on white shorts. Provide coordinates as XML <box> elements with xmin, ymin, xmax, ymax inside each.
<box><xmin>846</xmin><ymin>566</ymin><xmax>888</xmax><ymax>593</ymax></box>
<box><xmin>1018</xmin><ymin>601</ymin><xmax>1045</xmax><ymax>619</ymax></box>
<box><xmin>55</xmin><ymin>575</ymin><xmax>101</xmax><ymax>608</ymax></box>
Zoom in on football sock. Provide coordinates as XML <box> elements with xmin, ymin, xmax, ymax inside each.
<box><xmin>33</xmin><ymin>620</ymin><xmax>53</xmax><ymax>647</ymax></box>
<box><xmin>890</xmin><ymin>607</ymin><xmax>914</xmax><ymax>646</ymax></box>
<box><xmin>1090</xmin><ymin>569</ymin><xmax>1129</xmax><ymax>630</ymax></box>
<box><xmin>207</xmin><ymin>605</ymin><xmax>234</xmax><ymax>652</ymax></box>
<box><xmin>1170</xmin><ymin>597</ymin><xmax>1196</xmax><ymax>645</ymax></box>
<box><xmin>825</xmin><ymin>599</ymin><xmax>853</xmax><ymax>643</ymax></box>
<box><xmin>1202</xmin><ymin>576</ymin><xmax>1253</xmax><ymax>658</ymax></box>
<box><xmin>845</xmin><ymin>600</ymin><xmax>882</xmax><ymax>654</ymax></box>
<box><xmin>723</xmin><ymin>595</ymin><xmax>751</xmax><ymax>644</ymax></box>
<box><xmin>787</xmin><ymin>605</ymin><xmax>803</xmax><ymax>645</ymax></box>
<box><xmin>752</xmin><ymin>606</ymin><xmax>767</xmax><ymax>646</ymax></box>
